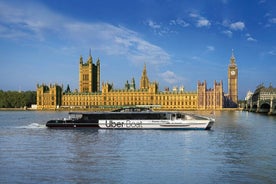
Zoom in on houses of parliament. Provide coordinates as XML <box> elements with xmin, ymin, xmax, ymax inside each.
<box><xmin>36</xmin><ymin>51</ymin><xmax>238</xmax><ymax>110</ymax></box>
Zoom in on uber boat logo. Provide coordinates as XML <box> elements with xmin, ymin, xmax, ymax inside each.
<box><xmin>100</xmin><ymin>120</ymin><xmax>143</xmax><ymax>128</ymax></box>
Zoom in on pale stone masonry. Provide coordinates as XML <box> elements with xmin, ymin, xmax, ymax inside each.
<box><xmin>37</xmin><ymin>51</ymin><xmax>238</xmax><ymax>110</ymax></box>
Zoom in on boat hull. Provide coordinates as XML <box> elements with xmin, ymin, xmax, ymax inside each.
<box><xmin>46</xmin><ymin>119</ymin><xmax>214</xmax><ymax>130</ymax></box>
<box><xmin>46</xmin><ymin>120</ymin><xmax>99</xmax><ymax>128</ymax></box>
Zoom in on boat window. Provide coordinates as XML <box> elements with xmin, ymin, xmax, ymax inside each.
<box><xmin>82</xmin><ymin>115</ymin><xmax>89</xmax><ymax>120</ymax></box>
<box><xmin>170</xmin><ymin>113</ymin><xmax>176</xmax><ymax>120</ymax></box>
<box><xmin>185</xmin><ymin>115</ymin><xmax>194</xmax><ymax>120</ymax></box>
<box><xmin>69</xmin><ymin>114</ymin><xmax>82</xmax><ymax>120</ymax></box>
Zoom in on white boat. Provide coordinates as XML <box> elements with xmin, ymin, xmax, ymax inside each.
<box><xmin>46</xmin><ymin>107</ymin><xmax>214</xmax><ymax>130</ymax></box>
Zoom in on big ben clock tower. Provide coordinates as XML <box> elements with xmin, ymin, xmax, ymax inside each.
<box><xmin>228</xmin><ymin>50</ymin><xmax>238</xmax><ymax>107</ymax></box>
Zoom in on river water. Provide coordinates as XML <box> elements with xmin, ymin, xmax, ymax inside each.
<box><xmin>0</xmin><ymin>111</ymin><xmax>275</xmax><ymax>184</ymax></box>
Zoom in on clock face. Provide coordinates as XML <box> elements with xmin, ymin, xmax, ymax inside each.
<box><xmin>231</xmin><ymin>70</ymin><xmax>235</xmax><ymax>75</ymax></box>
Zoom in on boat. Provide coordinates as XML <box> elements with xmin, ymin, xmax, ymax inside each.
<box><xmin>46</xmin><ymin>107</ymin><xmax>215</xmax><ymax>130</ymax></box>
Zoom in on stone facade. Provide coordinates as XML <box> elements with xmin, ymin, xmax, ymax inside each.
<box><xmin>36</xmin><ymin>51</ymin><xmax>238</xmax><ymax>110</ymax></box>
<box><xmin>60</xmin><ymin>65</ymin><xmax>198</xmax><ymax>110</ymax></box>
<box><xmin>36</xmin><ymin>84</ymin><xmax>62</xmax><ymax>110</ymax></box>
<box><xmin>79</xmin><ymin>51</ymin><xmax>100</xmax><ymax>93</ymax></box>
<box><xmin>245</xmin><ymin>84</ymin><xmax>276</xmax><ymax>114</ymax></box>
<box><xmin>197</xmin><ymin>80</ymin><xmax>224</xmax><ymax>110</ymax></box>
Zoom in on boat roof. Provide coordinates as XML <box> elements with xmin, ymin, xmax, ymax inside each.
<box><xmin>69</xmin><ymin>106</ymin><xmax>152</xmax><ymax>114</ymax></box>
<box><xmin>68</xmin><ymin>110</ymin><xmax>192</xmax><ymax>116</ymax></box>
<box><xmin>67</xmin><ymin>105</ymin><xmax>210</xmax><ymax>118</ymax></box>
<box><xmin>68</xmin><ymin>111</ymin><xmax>160</xmax><ymax>115</ymax></box>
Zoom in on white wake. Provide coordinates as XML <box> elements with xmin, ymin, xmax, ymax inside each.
<box><xmin>17</xmin><ymin>123</ymin><xmax>46</xmax><ymax>129</ymax></box>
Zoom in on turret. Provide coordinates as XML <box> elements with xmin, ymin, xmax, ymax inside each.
<box><xmin>140</xmin><ymin>63</ymin><xmax>149</xmax><ymax>90</ymax></box>
<box><xmin>230</xmin><ymin>49</ymin><xmax>236</xmax><ymax>65</ymax></box>
<box><xmin>97</xmin><ymin>58</ymin><xmax>100</xmax><ymax>91</ymax></box>
<box><xmin>79</xmin><ymin>50</ymin><xmax>101</xmax><ymax>93</ymax></box>
<box><xmin>79</xmin><ymin>55</ymin><xmax>83</xmax><ymax>64</ymax></box>
<box><xmin>88</xmin><ymin>49</ymin><xmax>92</xmax><ymax>64</ymax></box>
<box><xmin>130</xmin><ymin>77</ymin><xmax>136</xmax><ymax>90</ymax></box>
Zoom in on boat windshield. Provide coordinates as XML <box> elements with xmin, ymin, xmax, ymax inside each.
<box><xmin>112</xmin><ymin>107</ymin><xmax>152</xmax><ymax>112</ymax></box>
<box><xmin>170</xmin><ymin>113</ymin><xmax>186</xmax><ymax>120</ymax></box>
<box><xmin>68</xmin><ymin>113</ymin><xmax>82</xmax><ymax>120</ymax></box>
<box><xmin>170</xmin><ymin>113</ymin><xmax>206</xmax><ymax>120</ymax></box>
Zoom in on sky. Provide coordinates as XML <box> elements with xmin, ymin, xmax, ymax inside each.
<box><xmin>0</xmin><ymin>0</ymin><xmax>275</xmax><ymax>99</ymax></box>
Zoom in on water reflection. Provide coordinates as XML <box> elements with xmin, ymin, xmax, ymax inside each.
<box><xmin>211</xmin><ymin>111</ymin><xmax>276</xmax><ymax>183</ymax></box>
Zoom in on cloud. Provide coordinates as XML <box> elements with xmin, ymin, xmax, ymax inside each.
<box><xmin>147</xmin><ymin>20</ymin><xmax>161</xmax><ymax>29</ymax></box>
<box><xmin>0</xmin><ymin>1</ymin><xmax>171</xmax><ymax>66</ymax></box>
<box><xmin>169</xmin><ymin>18</ymin><xmax>190</xmax><ymax>28</ymax></box>
<box><xmin>206</xmin><ymin>46</ymin><xmax>215</xmax><ymax>51</ymax></box>
<box><xmin>245</xmin><ymin>33</ymin><xmax>257</xmax><ymax>42</ymax></box>
<box><xmin>221</xmin><ymin>20</ymin><xmax>244</xmax><ymax>37</ymax></box>
<box><xmin>197</xmin><ymin>19</ymin><xmax>211</xmax><ymax>27</ymax></box>
<box><xmin>222</xmin><ymin>20</ymin><xmax>245</xmax><ymax>32</ymax></box>
<box><xmin>159</xmin><ymin>70</ymin><xmax>183</xmax><ymax>84</ymax></box>
<box><xmin>264</xmin><ymin>14</ymin><xmax>276</xmax><ymax>28</ymax></box>
<box><xmin>229</xmin><ymin>21</ymin><xmax>245</xmax><ymax>31</ymax></box>
<box><xmin>145</xmin><ymin>19</ymin><xmax>171</xmax><ymax>36</ymax></box>
<box><xmin>269</xmin><ymin>18</ymin><xmax>276</xmax><ymax>24</ymax></box>
<box><xmin>247</xmin><ymin>37</ymin><xmax>257</xmax><ymax>42</ymax></box>
<box><xmin>268</xmin><ymin>48</ymin><xmax>276</xmax><ymax>55</ymax></box>
<box><xmin>191</xmin><ymin>56</ymin><xmax>200</xmax><ymax>61</ymax></box>
<box><xmin>146</xmin><ymin>18</ymin><xmax>189</xmax><ymax>35</ymax></box>
<box><xmin>189</xmin><ymin>13</ymin><xmax>211</xmax><ymax>28</ymax></box>
<box><xmin>0</xmin><ymin>1</ymin><xmax>62</xmax><ymax>41</ymax></box>
<box><xmin>222</xmin><ymin>30</ymin><xmax>233</xmax><ymax>37</ymax></box>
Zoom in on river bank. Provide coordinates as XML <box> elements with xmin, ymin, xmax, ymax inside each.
<box><xmin>0</xmin><ymin>107</ymin><xmax>28</xmax><ymax>111</ymax></box>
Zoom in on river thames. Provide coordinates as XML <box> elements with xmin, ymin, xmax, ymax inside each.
<box><xmin>0</xmin><ymin>110</ymin><xmax>275</xmax><ymax>184</ymax></box>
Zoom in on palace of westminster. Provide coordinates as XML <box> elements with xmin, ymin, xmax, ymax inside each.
<box><xmin>36</xmin><ymin>51</ymin><xmax>238</xmax><ymax>110</ymax></box>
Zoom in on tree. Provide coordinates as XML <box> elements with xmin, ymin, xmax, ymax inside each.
<box><xmin>0</xmin><ymin>90</ymin><xmax>36</xmax><ymax>108</ymax></box>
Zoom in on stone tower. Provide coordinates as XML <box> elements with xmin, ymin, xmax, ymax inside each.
<box><xmin>79</xmin><ymin>50</ymin><xmax>100</xmax><ymax>93</ymax></box>
<box><xmin>36</xmin><ymin>84</ymin><xmax>62</xmax><ymax>110</ymax></box>
<box><xmin>227</xmin><ymin>50</ymin><xmax>238</xmax><ymax>107</ymax></box>
<box><xmin>140</xmin><ymin>64</ymin><xmax>149</xmax><ymax>90</ymax></box>
<box><xmin>197</xmin><ymin>80</ymin><xmax>224</xmax><ymax>110</ymax></box>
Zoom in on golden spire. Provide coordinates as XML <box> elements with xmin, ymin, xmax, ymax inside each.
<box><xmin>88</xmin><ymin>48</ymin><xmax>92</xmax><ymax>63</ymax></box>
<box><xmin>140</xmin><ymin>63</ymin><xmax>149</xmax><ymax>90</ymax></box>
<box><xmin>230</xmin><ymin>49</ymin><xmax>236</xmax><ymax>65</ymax></box>
<box><xmin>143</xmin><ymin>63</ymin><xmax>147</xmax><ymax>75</ymax></box>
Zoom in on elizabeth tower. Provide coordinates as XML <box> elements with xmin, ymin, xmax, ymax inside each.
<box><xmin>228</xmin><ymin>50</ymin><xmax>238</xmax><ymax>107</ymax></box>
